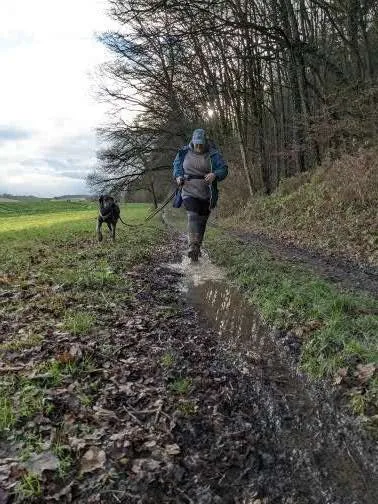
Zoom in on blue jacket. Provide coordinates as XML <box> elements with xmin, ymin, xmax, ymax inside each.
<box><xmin>173</xmin><ymin>145</ymin><xmax>228</xmax><ymax>208</ymax></box>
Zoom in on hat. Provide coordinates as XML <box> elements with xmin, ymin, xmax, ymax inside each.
<box><xmin>191</xmin><ymin>128</ymin><xmax>206</xmax><ymax>145</ymax></box>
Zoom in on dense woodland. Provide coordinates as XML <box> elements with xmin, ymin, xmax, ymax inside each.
<box><xmin>89</xmin><ymin>0</ymin><xmax>378</xmax><ymax>205</ymax></box>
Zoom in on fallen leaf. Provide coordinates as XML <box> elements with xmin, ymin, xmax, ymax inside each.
<box><xmin>334</xmin><ymin>367</ymin><xmax>348</xmax><ymax>385</ymax></box>
<box><xmin>355</xmin><ymin>363</ymin><xmax>376</xmax><ymax>383</ymax></box>
<box><xmin>9</xmin><ymin>464</ymin><xmax>27</xmax><ymax>480</ymax></box>
<box><xmin>56</xmin><ymin>352</ymin><xmax>75</xmax><ymax>364</ymax></box>
<box><xmin>69</xmin><ymin>344</ymin><xmax>82</xmax><ymax>360</ymax></box>
<box><xmin>68</xmin><ymin>436</ymin><xmax>87</xmax><ymax>451</ymax></box>
<box><xmin>110</xmin><ymin>431</ymin><xmax>127</xmax><ymax>442</ymax></box>
<box><xmin>164</xmin><ymin>444</ymin><xmax>181</xmax><ymax>456</ymax></box>
<box><xmin>131</xmin><ymin>458</ymin><xmax>161</xmax><ymax>474</ymax></box>
<box><xmin>144</xmin><ymin>459</ymin><xmax>161</xmax><ymax>471</ymax></box>
<box><xmin>24</xmin><ymin>452</ymin><xmax>59</xmax><ymax>475</ymax></box>
<box><xmin>131</xmin><ymin>459</ymin><xmax>144</xmax><ymax>474</ymax></box>
<box><xmin>142</xmin><ymin>440</ymin><xmax>157</xmax><ymax>450</ymax></box>
<box><xmin>93</xmin><ymin>406</ymin><xmax>119</xmax><ymax>421</ymax></box>
<box><xmin>118</xmin><ymin>383</ymin><xmax>134</xmax><ymax>395</ymax></box>
<box><xmin>308</xmin><ymin>319</ymin><xmax>322</xmax><ymax>330</ymax></box>
<box><xmin>292</xmin><ymin>327</ymin><xmax>304</xmax><ymax>338</ymax></box>
<box><xmin>80</xmin><ymin>447</ymin><xmax>106</xmax><ymax>474</ymax></box>
<box><xmin>46</xmin><ymin>481</ymin><xmax>74</xmax><ymax>502</ymax></box>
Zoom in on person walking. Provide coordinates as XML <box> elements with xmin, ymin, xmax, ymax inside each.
<box><xmin>173</xmin><ymin>128</ymin><xmax>228</xmax><ymax>261</ymax></box>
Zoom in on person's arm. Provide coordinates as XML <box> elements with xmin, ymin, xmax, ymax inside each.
<box><xmin>210</xmin><ymin>152</ymin><xmax>228</xmax><ymax>181</ymax></box>
<box><xmin>173</xmin><ymin>150</ymin><xmax>184</xmax><ymax>179</ymax></box>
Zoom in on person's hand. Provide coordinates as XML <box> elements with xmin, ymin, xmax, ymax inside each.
<box><xmin>176</xmin><ymin>177</ymin><xmax>184</xmax><ymax>186</ymax></box>
<box><xmin>204</xmin><ymin>173</ymin><xmax>216</xmax><ymax>184</ymax></box>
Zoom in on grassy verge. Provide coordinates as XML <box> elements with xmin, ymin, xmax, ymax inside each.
<box><xmin>220</xmin><ymin>149</ymin><xmax>378</xmax><ymax>266</ymax></box>
<box><xmin>205</xmin><ymin>228</ymin><xmax>378</xmax><ymax>421</ymax></box>
<box><xmin>0</xmin><ymin>200</ymin><xmax>166</xmax><ymax>498</ymax></box>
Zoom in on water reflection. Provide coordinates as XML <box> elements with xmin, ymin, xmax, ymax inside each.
<box><xmin>165</xmin><ymin>243</ymin><xmax>378</xmax><ymax>503</ymax></box>
<box><xmin>187</xmin><ymin>279</ymin><xmax>292</xmax><ymax>380</ymax></box>
<box><xmin>168</xmin><ymin>254</ymin><xmax>284</xmax><ymax>371</ymax></box>
<box><xmin>183</xmin><ymin>273</ymin><xmax>378</xmax><ymax>503</ymax></box>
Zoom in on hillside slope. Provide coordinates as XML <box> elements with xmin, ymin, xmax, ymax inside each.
<box><xmin>221</xmin><ymin>149</ymin><xmax>378</xmax><ymax>266</ymax></box>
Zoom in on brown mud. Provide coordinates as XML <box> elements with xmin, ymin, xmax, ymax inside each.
<box><xmin>1</xmin><ymin>236</ymin><xmax>378</xmax><ymax>503</ymax></box>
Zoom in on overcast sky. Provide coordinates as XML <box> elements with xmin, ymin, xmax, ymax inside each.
<box><xmin>0</xmin><ymin>0</ymin><xmax>117</xmax><ymax>197</ymax></box>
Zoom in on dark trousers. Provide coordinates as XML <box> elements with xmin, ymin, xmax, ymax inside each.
<box><xmin>183</xmin><ymin>197</ymin><xmax>210</xmax><ymax>246</ymax></box>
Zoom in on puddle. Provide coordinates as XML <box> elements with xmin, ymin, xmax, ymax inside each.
<box><xmin>188</xmin><ymin>279</ymin><xmax>268</xmax><ymax>345</ymax></box>
<box><xmin>168</xmin><ymin>251</ymin><xmax>224</xmax><ymax>289</ymax></box>
<box><xmin>169</xmin><ymin>253</ymin><xmax>295</xmax><ymax>379</ymax></box>
<box><xmin>186</xmin><ymin>278</ymin><xmax>297</xmax><ymax>383</ymax></box>
<box><xmin>168</xmin><ymin>250</ymin><xmax>378</xmax><ymax>504</ymax></box>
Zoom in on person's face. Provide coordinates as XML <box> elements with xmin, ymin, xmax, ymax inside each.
<box><xmin>194</xmin><ymin>143</ymin><xmax>205</xmax><ymax>154</ymax></box>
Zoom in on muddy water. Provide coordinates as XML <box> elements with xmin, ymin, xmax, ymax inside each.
<box><xmin>169</xmin><ymin>250</ymin><xmax>378</xmax><ymax>504</ymax></box>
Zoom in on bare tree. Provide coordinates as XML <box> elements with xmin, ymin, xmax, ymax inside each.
<box><xmin>91</xmin><ymin>0</ymin><xmax>378</xmax><ymax>202</ymax></box>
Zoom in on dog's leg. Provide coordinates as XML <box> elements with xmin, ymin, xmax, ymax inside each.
<box><xmin>112</xmin><ymin>222</ymin><xmax>116</xmax><ymax>241</ymax></box>
<box><xmin>97</xmin><ymin>218</ymin><xmax>103</xmax><ymax>242</ymax></box>
<box><xmin>106</xmin><ymin>221</ymin><xmax>112</xmax><ymax>239</ymax></box>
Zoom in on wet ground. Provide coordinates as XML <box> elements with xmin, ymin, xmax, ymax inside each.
<box><xmin>163</xmin><ymin>206</ymin><xmax>378</xmax><ymax>295</ymax></box>
<box><xmin>1</xmin><ymin>219</ymin><xmax>377</xmax><ymax>503</ymax></box>
<box><xmin>157</xmin><ymin>207</ymin><xmax>378</xmax><ymax>503</ymax></box>
<box><xmin>164</xmin><ymin>244</ymin><xmax>378</xmax><ymax>503</ymax></box>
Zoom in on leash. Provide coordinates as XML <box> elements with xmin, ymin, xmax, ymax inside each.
<box><xmin>102</xmin><ymin>171</ymin><xmax>212</xmax><ymax>229</ymax></box>
<box><xmin>118</xmin><ymin>189</ymin><xmax>177</xmax><ymax>228</ymax></box>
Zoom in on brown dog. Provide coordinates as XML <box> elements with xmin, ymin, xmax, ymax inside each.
<box><xmin>97</xmin><ymin>195</ymin><xmax>120</xmax><ymax>242</ymax></box>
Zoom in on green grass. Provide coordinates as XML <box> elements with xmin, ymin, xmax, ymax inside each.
<box><xmin>178</xmin><ymin>400</ymin><xmax>198</xmax><ymax>416</ymax></box>
<box><xmin>0</xmin><ymin>199</ymin><xmax>93</xmax><ymax>218</ymax></box>
<box><xmin>0</xmin><ymin>201</ymin><xmax>163</xmax><ymax>280</ymax></box>
<box><xmin>0</xmin><ymin>333</ymin><xmax>43</xmax><ymax>353</ymax></box>
<box><xmin>0</xmin><ymin>379</ymin><xmax>48</xmax><ymax>432</ymax></box>
<box><xmin>205</xmin><ymin>229</ymin><xmax>378</xmax><ymax>416</ymax></box>
<box><xmin>15</xmin><ymin>473</ymin><xmax>42</xmax><ymax>499</ymax></box>
<box><xmin>19</xmin><ymin>433</ymin><xmax>45</xmax><ymax>462</ymax></box>
<box><xmin>169</xmin><ymin>378</ymin><xmax>192</xmax><ymax>395</ymax></box>
<box><xmin>52</xmin><ymin>442</ymin><xmax>74</xmax><ymax>477</ymax></box>
<box><xmin>63</xmin><ymin>311</ymin><xmax>95</xmax><ymax>335</ymax></box>
<box><xmin>0</xmin><ymin>199</ymin><xmax>168</xmax><ymax>495</ymax></box>
<box><xmin>0</xmin><ymin>199</ymin><xmax>166</xmax><ymax>445</ymax></box>
<box><xmin>32</xmin><ymin>356</ymin><xmax>98</xmax><ymax>389</ymax></box>
<box><xmin>0</xmin><ymin>397</ymin><xmax>15</xmax><ymax>431</ymax></box>
<box><xmin>160</xmin><ymin>352</ymin><xmax>175</xmax><ymax>368</ymax></box>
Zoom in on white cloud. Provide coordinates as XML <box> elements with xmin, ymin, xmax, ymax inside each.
<box><xmin>1</xmin><ymin>170</ymin><xmax>89</xmax><ymax>198</ymax></box>
<box><xmin>0</xmin><ymin>0</ymin><xmax>117</xmax><ymax>196</ymax></box>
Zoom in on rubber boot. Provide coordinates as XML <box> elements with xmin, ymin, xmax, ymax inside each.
<box><xmin>188</xmin><ymin>232</ymin><xmax>200</xmax><ymax>262</ymax></box>
<box><xmin>197</xmin><ymin>217</ymin><xmax>208</xmax><ymax>257</ymax></box>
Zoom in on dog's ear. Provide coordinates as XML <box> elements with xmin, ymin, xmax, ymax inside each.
<box><xmin>99</xmin><ymin>195</ymin><xmax>104</xmax><ymax>206</ymax></box>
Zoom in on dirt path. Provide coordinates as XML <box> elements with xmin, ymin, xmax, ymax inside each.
<box><xmin>165</xmin><ymin>206</ymin><xmax>378</xmax><ymax>295</ymax></box>
<box><xmin>2</xmin><ymin>236</ymin><xmax>378</xmax><ymax>503</ymax></box>
<box><xmin>222</xmin><ymin>228</ymin><xmax>378</xmax><ymax>296</ymax></box>
<box><xmin>75</xmin><ymin>243</ymin><xmax>377</xmax><ymax>501</ymax></box>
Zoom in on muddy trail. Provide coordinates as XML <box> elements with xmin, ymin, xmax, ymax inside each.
<box><xmin>1</xmin><ymin>234</ymin><xmax>378</xmax><ymax>503</ymax></box>
<box><xmin>93</xmin><ymin>238</ymin><xmax>378</xmax><ymax>504</ymax></box>
<box><xmin>166</xmin><ymin>240</ymin><xmax>378</xmax><ymax>503</ymax></box>
<box><xmin>163</xmin><ymin>205</ymin><xmax>378</xmax><ymax>296</ymax></box>
<box><xmin>224</xmin><ymin>229</ymin><xmax>378</xmax><ymax>296</ymax></box>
